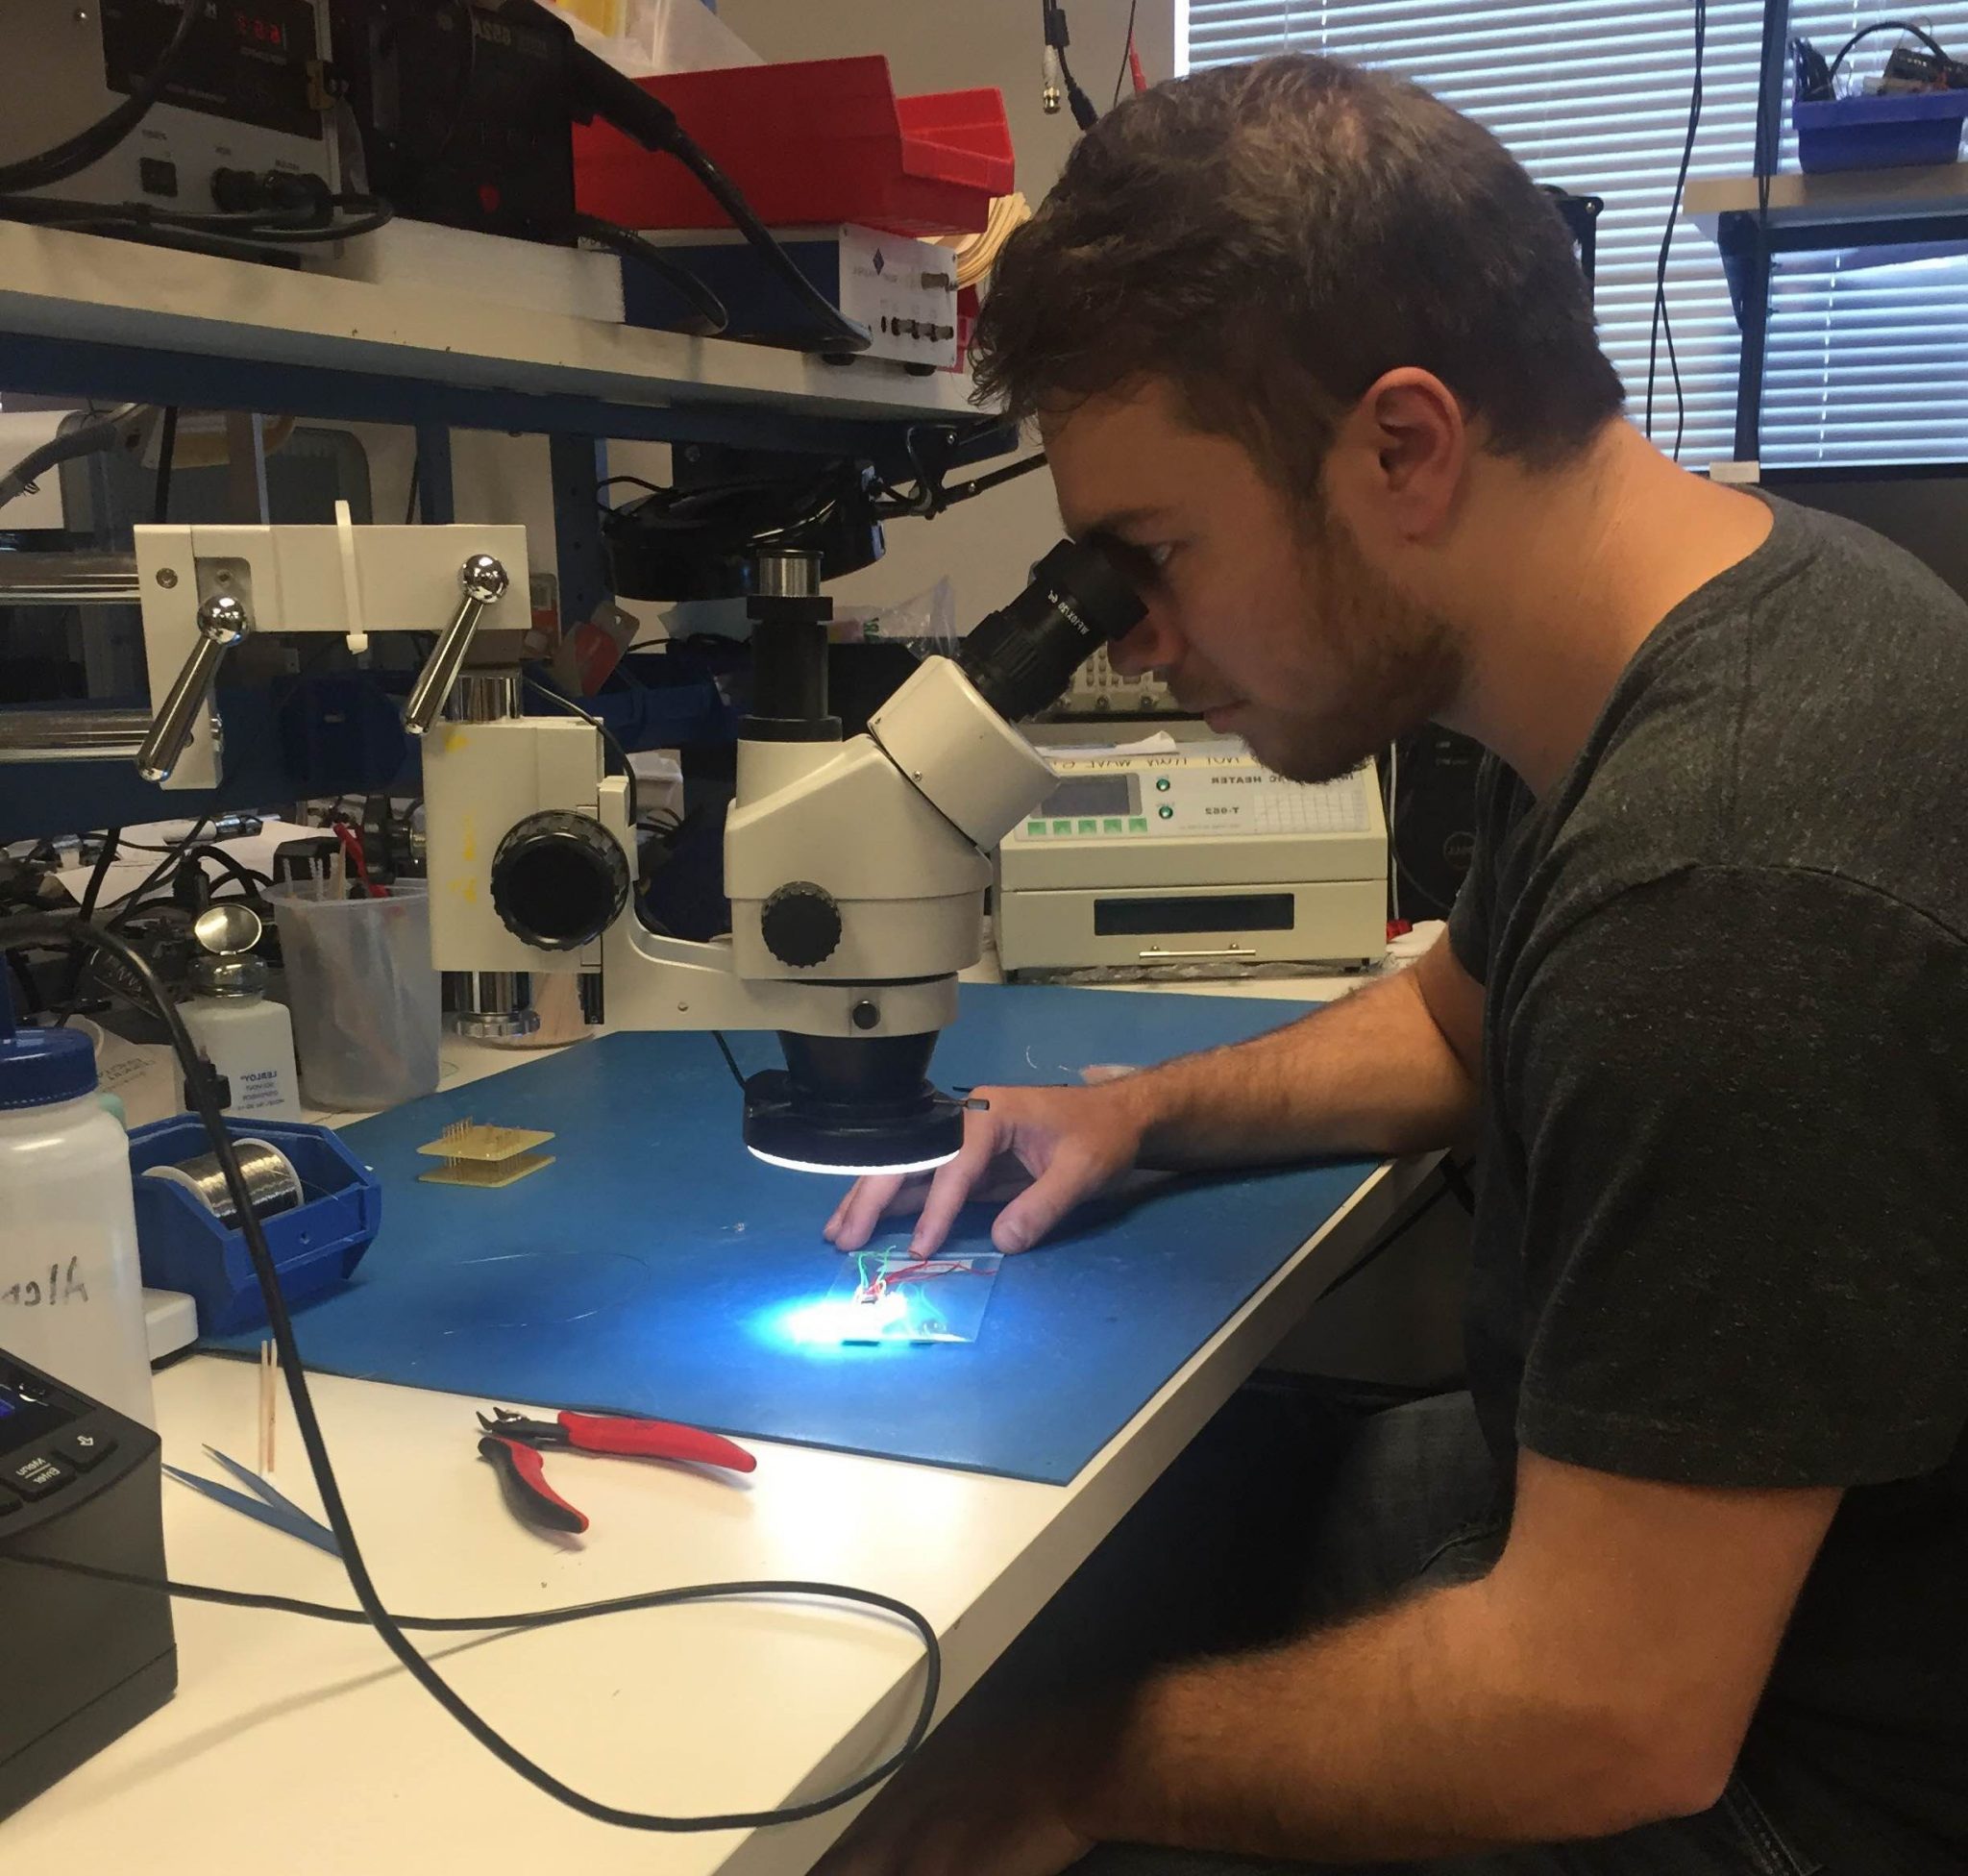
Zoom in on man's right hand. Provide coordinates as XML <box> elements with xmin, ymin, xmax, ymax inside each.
<box><xmin>824</xmin><ymin>1079</ymin><xmax>1150</xmax><ymax>1260</ymax></box>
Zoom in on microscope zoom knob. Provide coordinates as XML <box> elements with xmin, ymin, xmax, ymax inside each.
<box><xmin>489</xmin><ymin>811</ymin><xmax>630</xmax><ymax>952</ymax></box>
<box><xmin>760</xmin><ymin>881</ymin><xmax>843</xmax><ymax>969</ymax></box>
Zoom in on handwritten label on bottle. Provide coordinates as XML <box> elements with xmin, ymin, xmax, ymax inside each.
<box><xmin>1</xmin><ymin>1257</ymin><xmax>91</xmax><ymax>1308</ymax></box>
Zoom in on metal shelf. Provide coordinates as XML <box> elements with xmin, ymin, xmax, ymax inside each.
<box><xmin>0</xmin><ymin>221</ymin><xmax>984</xmax><ymax>451</ymax></box>
<box><xmin>1685</xmin><ymin>163</ymin><xmax>1968</xmax><ymax>239</ymax></box>
<box><xmin>0</xmin><ymin>218</ymin><xmax>1012</xmax><ymax>834</ymax></box>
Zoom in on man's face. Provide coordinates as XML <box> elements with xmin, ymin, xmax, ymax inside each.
<box><xmin>1043</xmin><ymin>379</ymin><xmax>1462</xmax><ymax>784</ymax></box>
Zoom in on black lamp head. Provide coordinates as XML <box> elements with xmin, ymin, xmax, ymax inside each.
<box><xmin>743</xmin><ymin>1032</ymin><xmax>963</xmax><ymax>1176</ymax></box>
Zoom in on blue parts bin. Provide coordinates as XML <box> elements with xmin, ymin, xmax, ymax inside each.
<box><xmin>129</xmin><ymin>1116</ymin><xmax>381</xmax><ymax>1337</ymax></box>
<box><xmin>1795</xmin><ymin>88</ymin><xmax>1968</xmax><ymax>172</ymax></box>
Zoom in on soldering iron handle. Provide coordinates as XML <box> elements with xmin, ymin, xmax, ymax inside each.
<box><xmin>558</xmin><ymin>1412</ymin><xmax>757</xmax><ymax>1474</ymax></box>
<box><xmin>404</xmin><ymin>554</ymin><xmax>509</xmax><ymax>737</ymax></box>
<box><xmin>135</xmin><ymin>592</ymin><xmax>249</xmax><ymax>782</ymax></box>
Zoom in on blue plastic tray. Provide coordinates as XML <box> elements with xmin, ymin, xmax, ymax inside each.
<box><xmin>131</xmin><ymin>1116</ymin><xmax>381</xmax><ymax>1336</ymax></box>
<box><xmin>1795</xmin><ymin>90</ymin><xmax>1968</xmax><ymax>173</ymax></box>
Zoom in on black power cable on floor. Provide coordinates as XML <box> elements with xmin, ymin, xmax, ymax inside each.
<box><xmin>7</xmin><ymin>914</ymin><xmax>943</xmax><ymax>1834</ymax></box>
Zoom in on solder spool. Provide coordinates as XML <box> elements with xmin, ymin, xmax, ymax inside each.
<box><xmin>143</xmin><ymin>1137</ymin><xmax>305</xmax><ymax>1225</ymax></box>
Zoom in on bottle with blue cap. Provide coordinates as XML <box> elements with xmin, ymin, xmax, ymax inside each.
<box><xmin>0</xmin><ymin>972</ymin><xmax>155</xmax><ymax>1426</ymax></box>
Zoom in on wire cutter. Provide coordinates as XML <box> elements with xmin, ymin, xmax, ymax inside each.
<box><xmin>475</xmin><ymin>1408</ymin><xmax>757</xmax><ymax>1535</ymax></box>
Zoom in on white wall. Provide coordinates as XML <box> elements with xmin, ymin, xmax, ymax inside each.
<box><xmin>711</xmin><ymin>0</ymin><xmax>1174</xmax><ymax>628</ymax></box>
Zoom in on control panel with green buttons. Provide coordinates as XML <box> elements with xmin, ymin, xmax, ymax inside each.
<box><xmin>1010</xmin><ymin>747</ymin><xmax>1372</xmax><ymax>843</ymax></box>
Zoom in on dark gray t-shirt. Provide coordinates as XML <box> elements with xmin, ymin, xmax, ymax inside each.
<box><xmin>1448</xmin><ymin>493</ymin><xmax>1968</xmax><ymax>1874</ymax></box>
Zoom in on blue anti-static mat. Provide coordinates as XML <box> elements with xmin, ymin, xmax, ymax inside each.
<box><xmin>209</xmin><ymin>984</ymin><xmax>1375</xmax><ymax>1486</ymax></box>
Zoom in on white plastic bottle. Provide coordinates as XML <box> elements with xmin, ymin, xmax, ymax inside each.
<box><xmin>180</xmin><ymin>904</ymin><xmax>300</xmax><ymax>1121</ymax></box>
<box><xmin>0</xmin><ymin>976</ymin><xmax>156</xmax><ymax>1426</ymax></box>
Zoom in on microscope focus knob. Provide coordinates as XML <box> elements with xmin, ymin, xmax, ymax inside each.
<box><xmin>760</xmin><ymin>881</ymin><xmax>843</xmax><ymax>969</ymax></box>
<box><xmin>489</xmin><ymin>811</ymin><xmax>630</xmax><ymax>952</ymax></box>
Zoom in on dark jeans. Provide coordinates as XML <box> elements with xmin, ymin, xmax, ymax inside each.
<box><xmin>970</xmin><ymin>1384</ymin><xmax>1823</xmax><ymax>1876</ymax></box>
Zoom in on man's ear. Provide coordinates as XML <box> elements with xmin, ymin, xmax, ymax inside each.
<box><xmin>1324</xmin><ymin>367</ymin><xmax>1467</xmax><ymax>544</ymax></box>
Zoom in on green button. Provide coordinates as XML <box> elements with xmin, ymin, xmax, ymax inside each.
<box><xmin>1026</xmin><ymin>820</ymin><xmax>1047</xmax><ymax>836</ymax></box>
<box><xmin>1077</xmin><ymin>818</ymin><xmax>1097</xmax><ymax>833</ymax></box>
<box><xmin>1102</xmin><ymin>817</ymin><xmax>1123</xmax><ymax>833</ymax></box>
<box><xmin>1158</xmin><ymin>804</ymin><xmax>1174</xmax><ymax>820</ymax></box>
<box><xmin>1128</xmin><ymin>816</ymin><xmax>1148</xmax><ymax>832</ymax></box>
<box><xmin>1052</xmin><ymin>819</ymin><xmax>1072</xmax><ymax>833</ymax></box>
<box><xmin>1155</xmin><ymin>777</ymin><xmax>1171</xmax><ymax>792</ymax></box>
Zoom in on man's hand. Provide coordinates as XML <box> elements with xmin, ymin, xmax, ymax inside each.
<box><xmin>824</xmin><ymin>1079</ymin><xmax>1150</xmax><ymax>1259</ymax></box>
<box><xmin>824</xmin><ymin>934</ymin><xmax>1487</xmax><ymax>1260</ymax></box>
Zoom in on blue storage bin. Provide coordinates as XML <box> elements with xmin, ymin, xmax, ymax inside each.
<box><xmin>129</xmin><ymin>1116</ymin><xmax>382</xmax><ymax>1337</ymax></box>
<box><xmin>1795</xmin><ymin>89</ymin><xmax>1968</xmax><ymax>173</ymax></box>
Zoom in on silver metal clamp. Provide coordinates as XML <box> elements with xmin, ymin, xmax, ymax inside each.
<box><xmin>404</xmin><ymin>554</ymin><xmax>511</xmax><ymax>737</ymax></box>
<box><xmin>135</xmin><ymin>593</ymin><xmax>251</xmax><ymax>783</ymax></box>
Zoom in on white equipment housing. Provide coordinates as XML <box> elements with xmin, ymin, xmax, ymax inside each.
<box><xmin>996</xmin><ymin>737</ymin><xmax>1389</xmax><ymax>975</ymax></box>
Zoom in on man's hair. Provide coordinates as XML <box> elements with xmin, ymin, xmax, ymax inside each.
<box><xmin>972</xmin><ymin>57</ymin><xmax>1625</xmax><ymax>485</ymax></box>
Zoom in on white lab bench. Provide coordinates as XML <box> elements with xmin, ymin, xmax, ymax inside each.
<box><xmin>11</xmin><ymin>959</ymin><xmax>1438</xmax><ymax>1876</ymax></box>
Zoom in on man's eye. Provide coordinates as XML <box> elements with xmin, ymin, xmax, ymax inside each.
<box><xmin>1107</xmin><ymin>540</ymin><xmax>1172</xmax><ymax>585</ymax></box>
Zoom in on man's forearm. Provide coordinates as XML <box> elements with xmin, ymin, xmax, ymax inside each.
<box><xmin>1113</xmin><ymin>963</ymin><xmax>1477</xmax><ymax>1171</ymax></box>
<box><xmin>1065</xmin><ymin>1577</ymin><xmax>1683</xmax><ymax>1864</ymax></box>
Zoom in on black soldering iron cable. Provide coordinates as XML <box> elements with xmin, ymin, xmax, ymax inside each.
<box><xmin>9</xmin><ymin>915</ymin><xmax>942</xmax><ymax>1833</ymax></box>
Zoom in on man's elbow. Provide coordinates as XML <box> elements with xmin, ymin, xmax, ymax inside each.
<box><xmin>1553</xmin><ymin>1698</ymin><xmax>1738</xmax><ymax>1837</ymax></box>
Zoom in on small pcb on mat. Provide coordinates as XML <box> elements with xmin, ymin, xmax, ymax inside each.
<box><xmin>417</xmin><ymin>1119</ymin><xmax>556</xmax><ymax>1188</ymax></box>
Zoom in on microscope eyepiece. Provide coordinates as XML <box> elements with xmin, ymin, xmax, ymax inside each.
<box><xmin>956</xmin><ymin>538</ymin><xmax>1146</xmax><ymax>722</ymax></box>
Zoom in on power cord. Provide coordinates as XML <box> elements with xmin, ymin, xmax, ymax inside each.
<box><xmin>1316</xmin><ymin>1158</ymin><xmax>1475</xmax><ymax>1302</ymax></box>
<box><xmin>640</xmin><ymin>135</ymin><xmax>868</xmax><ymax>353</ymax></box>
<box><xmin>59</xmin><ymin>818</ymin><xmax>211</xmax><ymax>1013</ymax></box>
<box><xmin>7</xmin><ymin>914</ymin><xmax>942</xmax><ymax>1833</ymax></box>
<box><xmin>1042</xmin><ymin>1</ymin><xmax>1101</xmax><ymax>131</ymax></box>
<box><xmin>547</xmin><ymin>15</ymin><xmax>870</xmax><ymax>356</ymax></box>
<box><xmin>1644</xmin><ymin>0</ymin><xmax>1706</xmax><ymax>463</ymax></box>
<box><xmin>1826</xmin><ymin>19</ymin><xmax>1954</xmax><ymax>84</ymax></box>
<box><xmin>0</xmin><ymin>404</ymin><xmax>153</xmax><ymax>514</ymax></box>
<box><xmin>524</xmin><ymin>676</ymin><xmax>641</xmax><ymax>827</ymax></box>
<box><xmin>0</xmin><ymin>189</ymin><xmax>395</xmax><ymax>246</ymax></box>
<box><xmin>1385</xmin><ymin>743</ymin><xmax>1402</xmax><ymax>926</ymax></box>
<box><xmin>0</xmin><ymin>0</ymin><xmax>200</xmax><ymax>192</ymax></box>
<box><xmin>1112</xmin><ymin>0</ymin><xmax>1142</xmax><ymax>109</ymax></box>
<box><xmin>573</xmin><ymin>213</ymin><xmax>729</xmax><ymax>337</ymax></box>
<box><xmin>154</xmin><ymin>407</ymin><xmax>179</xmax><ymax>525</ymax></box>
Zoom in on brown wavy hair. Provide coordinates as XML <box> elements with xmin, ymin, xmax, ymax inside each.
<box><xmin>972</xmin><ymin>56</ymin><xmax>1624</xmax><ymax>489</ymax></box>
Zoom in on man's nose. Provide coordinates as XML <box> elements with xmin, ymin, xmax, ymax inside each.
<box><xmin>1106</xmin><ymin>608</ymin><xmax>1182</xmax><ymax>678</ymax></box>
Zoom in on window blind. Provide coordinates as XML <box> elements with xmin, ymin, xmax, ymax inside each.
<box><xmin>1184</xmin><ymin>1</ymin><xmax>1968</xmax><ymax>466</ymax></box>
<box><xmin>1764</xmin><ymin>3</ymin><xmax>1968</xmax><ymax>463</ymax></box>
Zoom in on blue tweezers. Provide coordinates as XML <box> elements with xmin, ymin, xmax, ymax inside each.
<box><xmin>162</xmin><ymin>1446</ymin><xmax>342</xmax><ymax>1557</ymax></box>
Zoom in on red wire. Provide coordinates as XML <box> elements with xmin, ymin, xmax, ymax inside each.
<box><xmin>879</xmin><ymin>1261</ymin><xmax>991</xmax><ymax>1289</ymax></box>
<box><xmin>332</xmin><ymin>820</ymin><xmax>385</xmax><ymax>899</ymax></box>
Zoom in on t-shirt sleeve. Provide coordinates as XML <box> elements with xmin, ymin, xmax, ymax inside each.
<box><xmin>1511</xmin><ymin>865</ymin><xmax>1968</xmax><ymax>1488</ymax></box>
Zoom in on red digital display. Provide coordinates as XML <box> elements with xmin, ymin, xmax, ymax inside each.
<box><xmin>233</xmin><ymin>9</ymin><xmax>286</xmax><ymax>48</ymax></box>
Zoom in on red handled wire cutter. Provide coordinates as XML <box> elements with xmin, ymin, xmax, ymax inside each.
<box><xmin>476</xmin><ymin>1408</ymin><xmax>757</xmax><ymax>1535</ymax></box>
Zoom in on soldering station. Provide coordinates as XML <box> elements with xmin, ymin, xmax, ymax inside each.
<box><xmin>3</xmin><ymin>0</ymin><xmax>1961</xmax><ymax>1867</ymax></box>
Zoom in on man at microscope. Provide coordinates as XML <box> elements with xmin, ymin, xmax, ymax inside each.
<box><xmin>819</xmin><ymin>54</ymin><xmax>1968</xmax><ymax>1876</ymax></box>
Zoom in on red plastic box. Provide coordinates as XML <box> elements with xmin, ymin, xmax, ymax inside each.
<box><xmin>573</xmin><ymin>55</ymin><xmax>1015</xmax><ymax>236</ymax></box>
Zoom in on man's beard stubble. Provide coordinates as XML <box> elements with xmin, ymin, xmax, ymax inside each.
<box><xmin>1247</xmin><ymin>506</ymin><xmax>1463</xmax><ymax>786</ymax></box>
